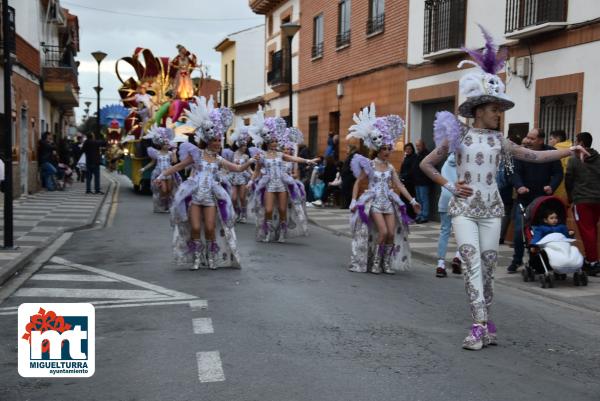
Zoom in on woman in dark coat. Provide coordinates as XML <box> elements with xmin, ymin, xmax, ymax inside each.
<box><xmin>400</xmin><ymin>143</ymin><xmax>418</xmax><ymax>217</ymax></box>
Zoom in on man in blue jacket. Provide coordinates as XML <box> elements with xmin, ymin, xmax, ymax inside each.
<box><xmin>508</xmin><ymin>128</ymin><xmax>563</xmax><ymax>273</ymax></box>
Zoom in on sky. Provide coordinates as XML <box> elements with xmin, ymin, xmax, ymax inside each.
<box><xmin>66</xmin><ymin>0</ymin><xmax>263</xmax><ymax>123</ymax></box>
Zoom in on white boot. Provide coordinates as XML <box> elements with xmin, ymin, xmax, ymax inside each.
<box><xmin>190</xmin><ymin>240</ymin><xmax>204</xmax><ymax>271</ymax></box>
<box><xmin>207</xmin><ymin>240</ymin><xmax>219</xmax><ymax>270</ymax></box>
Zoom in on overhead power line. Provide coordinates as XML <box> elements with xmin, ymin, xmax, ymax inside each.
<box><xmin>62</xmin><ymin>1</ymin><xmax>263</xmax><ymax>22</ymax></box>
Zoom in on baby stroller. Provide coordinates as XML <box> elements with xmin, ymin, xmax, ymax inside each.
<box><xmin>520</xmin><ymin>196</ymin><xmax>587</xmax><ymax>288</ymax></box>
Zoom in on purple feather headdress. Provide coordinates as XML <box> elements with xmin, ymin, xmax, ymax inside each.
<box><xmin>459</xmin><ymin>24</ymin><xmax>507</xmax><ymax>74</ymax></box>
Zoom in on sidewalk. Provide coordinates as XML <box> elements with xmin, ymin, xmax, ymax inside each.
<box><xmin>0</xmin><ymin>170</ymin><xmax>116</xmax><ymax>285</ymax></box>
<box><xmin>307</xmin><ymin>206</ymin><xmax>600</xmax><ymax>312</ymax></box>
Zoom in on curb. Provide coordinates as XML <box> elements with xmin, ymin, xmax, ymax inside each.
<box><xmin>0</xmin><ymin>171</ymin><xmax>118</xmax><ymax>286</ymax></box>
<box><xmin>308</xmin><ymin>216</ymin><xmax>600</xmax><ymax>314</ymax></box>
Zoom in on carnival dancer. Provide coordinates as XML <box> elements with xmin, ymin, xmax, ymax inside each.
<box><xmin>228</xmin><ymin>122</ymin><xmax>253</xmax><ymax>223</ymax></box>
<box><xmin>155</xmin><ymin>96</ymin><xmax>256</xmax><ymax>270</ymax></box>
<box><xmin>280</xmin><ymin>126</ymin><xmax>309</xmax><ymax>237</ymax></box>
<box><xmin>247</xmin><ymin>107</ymin><xmax>319</xmax><ymax>243</ymax></box>
<box><xmin>419</xmin><ymin>26</ymin><xmax>589</xmax><ymax>350</ymax></box>
<box><xmin>141</xmin><ymin>124</ymin><xmax>180</xmax><ymax>213</ymax></box>
<box><xmin>347</xmin><ymin>104</ymin><xmax>421</xmax><ymax>275</ymax></box>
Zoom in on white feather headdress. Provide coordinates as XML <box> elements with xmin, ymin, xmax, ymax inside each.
<box><xmin>185</xmin><ymin>95</ymin><xmax>233</xmax><ymax>143</ymax></box>
<box><xmin>347</xmin><ymin>103</ymin><xmax>404</xmax><ymax>151</ymax></box>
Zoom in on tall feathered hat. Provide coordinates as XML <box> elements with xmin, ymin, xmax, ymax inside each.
<box><xmin>248</xmin><ymin>106</ymin><xmax>287</xmax><ymax>147</ymax></box>
<box><xmin>279</xmin><ymin>127</ymin><xmax>304</xmax><ymax>152</ymax></box>
<box><xmin>457</xmin><ymin>25</ymin><xmax>514</xmax><ymax>118</ymax></box>
<box><xmin>229</xmin><ymin>118</ymin><xmax>251</xmax><ymax>147</ymax></box>
<box><xmin>347</xmin><ymin>103</ymin><xmax>404</xmax><ymax>151</ymax></box>
<box><xmin>185</xmin><ymin>95</ymin><xmax>233</xmax><ymax>143</ymax></box>
<box><xmin>143</xmin><ymin>123</ymin><xmax>174</xmax><ymax>147</ymax></box>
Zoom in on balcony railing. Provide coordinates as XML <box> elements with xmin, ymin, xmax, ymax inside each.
<box><xmin>336</xmin><ymin>30</ymin><xmax>351</xmax><ymax>48</ymax></box>
<box><xmin>41</xmin><ymin>43</ymin><xmax>77</xmax><ymax>70</ymax></box>
<box><xmin>505</xmin><ymin>0</ymin><xmax>567</xmax><ymax>34</ymax></box>
<box><xmin>423</xmin><ymin>0</ymin><xmax>466</xmax><ymax>55</ymax></box>
<box><xmin>267</xmin><ymin>49</ymin><xmax>289</xmax><ymax>88</ymax></box>
<box><xmin>366</xmin><ymin>13</ymin><xmax>385</xmax><ymax>35</ymax></box>
<box><xmin>311</xmin><ymin>42</ymin><xmax>324</xmax><ymax>58</ymax></box>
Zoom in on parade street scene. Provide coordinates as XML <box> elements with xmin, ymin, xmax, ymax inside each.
<box><xmin>1</xmin><ymin>1</ymin><xmax>600</xmax><ymax>400</ymax></box>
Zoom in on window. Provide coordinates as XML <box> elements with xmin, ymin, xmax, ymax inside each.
<box><xmin>223</xmin><ymin>64</ymin><xmax>229</xmax><ymax>107</ymax></box>
<box><xmin>423</xmin><ymin>0</ymin><xmax>466</xmax><ymax>54</ymax></box>
<box><xmin>312</xmin><ymin>14</ymin><xmax>324</xmax><ymax>58</ymax></box>
<box><xmin>231</xmin><ymin>60</ymin><xmax>235</xmax><ymax>105</ymax></box>
<box><xmin>505</xmin><ymin>0</ymin><xmax>568</xmax><ymax>33</ymax></box>
<box><xmin>268</xmin><ymin>15</ymin><xmax>273</xmax><ymax>36</ymax></box>
<box><xmin>337</xmin><ymin>0</ymin><xmax>351</xmax><ymax>48</ymax></box>
<box><xmin>309</xmin><ymin>116</ymin><xmax>319</xmax><ymax>156</ymax></box>
<box><xmin>539</xmin><ymin>93</ymin><xmax>577</xmax><ymax>142</ymax></box>
<box><xmin>367</xmin><ymin>0</ymin><xmax>385</xmax><ymax>35</ymax></box>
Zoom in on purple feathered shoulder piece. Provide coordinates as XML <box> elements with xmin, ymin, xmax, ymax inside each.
<box><xmin>221</xmin><ymin>148</ymin><xmax>234</xmax><ymax>162</ymax></box>
<box><xmin>434</xmin><ymin>111</ymin><xmax>462</xmax><ymax>153</ymax></box>
<box><xmin>248</xmin><ymin>146</ymin><xmax>262</xmax><ymax>158</ymax></box>
<box><xmin>146</xmin><ymin>147</ymin><xmax>159</xmax><ymax>160</ymax></box>
<box><xmin>350</xmin><ymin>154</ymin><xmax>373</xmax><ymax>179</ymax></box>
<box><xmin>178</xmin><ymin>142</ymin><xmax>200</xmax><ymax>163</ymax></box>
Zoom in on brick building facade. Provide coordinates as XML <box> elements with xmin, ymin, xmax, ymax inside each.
<box><xmin>296</xmin><ymin>0</ymin><xmax>410</xmax><ymax>164</ymax></box>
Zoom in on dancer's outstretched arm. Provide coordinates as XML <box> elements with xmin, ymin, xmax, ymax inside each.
<box><xmin>504</xmin><ymin>139</ymin><xmax>589</xmax><ymax>163</ymax></box>
<box><xmin>156</xmin><ymin>155</ymin><xmax>193</xmax><ymax>180</ymax></box>
<box><xmin>282</xmin><ymin>153</ymin><xmax>320</xmax><ymax>165</ymax></box>
<box><xmin>221</xmin><ymin>157</ymin><xmax>256</xmax><ymax>172</ymax></box>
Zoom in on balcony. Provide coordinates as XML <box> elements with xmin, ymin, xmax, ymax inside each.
<box><xmin>41</xmin><ymin>44</ymin><xmax>79</xmax><ymax>107</ymax></box>
<box><xmin>505</xmin><ymin>0</ymin><xmax>568</xmax><ymax>39</ymax></box>
<box><xmin>311</xmin><ymin>42</ymin><xmax>324</xmax><ymax>59</ymax></box>
<box><xmin>423</xmin><ymin>0</ymin><xmax>466</xmax><ymax>60</ymax></box>
<box><xmin>267</xmin><ymin>49</ymin><xmax>290</xmax><ymax>93</ymax></box>
<box><xmin>336</xmin><ymin>30</ymin><xmax>351</xmax><ymax>49</ymax></box>
<box><xmin>366</xmin><ymin>13</ymin><xmax>385</xmax><ymax>36</ymax></box>
<box><xmin>249</xmin><ymin>0</ymin><xmax>283</xmax><ymax>14</ymax></box>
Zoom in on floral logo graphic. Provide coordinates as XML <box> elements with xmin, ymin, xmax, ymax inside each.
<box><xmin>22</xmin><ymin>308</ymin><xmax>72</xmax><ymax>353</ymax></box>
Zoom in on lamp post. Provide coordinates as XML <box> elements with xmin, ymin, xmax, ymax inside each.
<box><xmin>280</xmin><ymin>22</ymin><xmax>300</xmax><ymax>127</ymax></box>
<box><xmin>91</xmin><ymin>51</ymin><xmax>107</xmax><ymax>138</ymax></box>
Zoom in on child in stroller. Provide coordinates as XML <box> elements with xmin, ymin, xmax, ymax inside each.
<box><xmin>521</xmin><ymin>196</ymin><xmax>587</xmax><ymax>288</ymax></box>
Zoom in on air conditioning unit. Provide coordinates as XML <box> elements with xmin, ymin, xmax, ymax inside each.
<box><xmin>516</xmin><ymin>56</ymin><xmax>530</xmax><ymax>78</ymax></box>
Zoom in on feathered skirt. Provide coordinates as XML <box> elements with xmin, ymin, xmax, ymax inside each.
<box><xmin>151</xmin><ymin>167</ymin><xmax>182</xmax><ymax>213</ymax></box>
<box><xmin>247</xmin><ymin>173</ymin><xmax>309</xmax><ymax>241</ymax></box>
<box><xmin>349</xmin><ymin>189</ymin><xmax>412</xmax><ymax>272</ymax></box>
<box><xmin>170</xmin><ymin>175</ymin><xmax>241</xmax><ymax>267</ymax></box>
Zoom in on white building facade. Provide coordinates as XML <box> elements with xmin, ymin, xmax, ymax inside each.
<box><xmin>406</xmin><ymin>0</ymin><xmax>600</xmax><ymax>148</ymax></box>
<box><xmin>250</xmin><ymin>0</ymin><xmax>300</xmax><ymax>126</ymax></box>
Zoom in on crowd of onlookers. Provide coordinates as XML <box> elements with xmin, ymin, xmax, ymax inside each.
<box><xmin>305</xmin><ymin>128</ymin><xmax>600</xmax><ymax>277</ymax></box>
<box><xmin>37</xmin><ymin>132</ymin><xmax>106</xmax><ymax>194</ymax></box>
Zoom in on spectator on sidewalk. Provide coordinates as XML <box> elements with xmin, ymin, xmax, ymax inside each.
<box><xmin>400</xmin><ymin>143</ymin><xmax>418</xmax><ymax>217</ymax></box>
<box><xmin>38</xmin><ymin>132</ymin><xmax>58</xmax><ymax>191</ymax></box>
<box><xmin>508</xmin><ymin>128</ymin><xmax>563</xmax><ymax>273</ymax></box>
<box><xmin>566</xmin><ymin>132</ymin><xmax>600</xmax><ymax>275</ymax></box>
<box><xmin>82</xmin><ymin>133</ymin><xmax>107</xmax><ymax>194</ymax></box>
<box><xmin>71</xmin><ymin>134</ymin><xmax>85</xmax><ymax>182</ymax></box>
<box><xmin>340</xmin><ymin>144</ymin><xmax>359</xmax><ymax>209</ymax></box>
<box><xmin>412</xmin><ymin>140</ymin><xmax>433</xmax><ymax>223</ymax></box>
<box><xmin>435</xmin><ymin>153</ymin><xmax>462</xmax><ymax>277</ymax></box>
<box><xmin>548</xmin><ymin>129</ymin><xmax>572</xmax><ymax>202</ymax></box>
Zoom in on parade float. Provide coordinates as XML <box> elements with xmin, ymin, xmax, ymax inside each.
<box><xmin>116</xmin><ymin>46</ymin><xmax>204</xmax><ymax>192</ymax></box>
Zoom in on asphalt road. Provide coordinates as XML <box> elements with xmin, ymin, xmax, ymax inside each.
<box><xmin>0</xmin><ymin>184</ymin><xmax>599</xmax><ymax>401</ymax></box>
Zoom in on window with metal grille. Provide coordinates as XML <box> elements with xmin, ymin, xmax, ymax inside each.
<box><xmin>337</xmin><ymin>0</ymin><xmax>351</xmax><ymax>48</ymax></box>
<box><xmin>309</xmin><ymin>116</ymin><xmax>319</xmax><ymax>156</ymax></box>
<box><xmin>423</xmin><ymin>0</ymin><xmax>466</xmax><ymax>55</ymax></box>
<box><xmin>312</xmin><ymin>14</ymin><xmax>324</xmax><ymax>58</ymax></box>
<box><xmin>539</xmin><ymin>93</ymin><xmax>577</xmax><ymax>142</ymax></box>
<box><xmin>505</xmin><ymin>0</ymin><xmax>567</xmax><ymax>33</ymax></box>
<box><xmin>367</xmin><ymin>0</ymin><xmax>385</xmax><ymax>35</ymax></box>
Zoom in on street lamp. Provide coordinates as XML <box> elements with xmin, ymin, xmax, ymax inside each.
<box><xmin>91</xmin><ymin>51</ymin><xmax>107</xmax><ymax>139</ymax></box>
<box><xmin>281</xmin><ymin>22</ymin><xmax>300</xmax><ymax>127</ymax></box>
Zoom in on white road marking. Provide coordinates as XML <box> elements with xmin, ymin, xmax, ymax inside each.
<box><xmin>12</xmin><ymin>288</ymin><xmax>166</xmax><ymax>299</ymax></box>
<box><xmin>0</xmin><ymin>253</ymin><xmax>20</xmax><ymax>260</ymax></box>
<box><xmin>30</xmin><ymin>273</ymin><xmax>117</xmax><ymax>282</ymax></box>
<box><xmin>192</xmin><ymin>318</ymin><xmax>214</xmax><ymax>334</ymax></box>
<box><xmin>196</xmin><ymin>351</ymin><xmax>225</xmax><ymax>383</ymax></box>
<box><xmin>0</xmin><ymin>297</ymin><xmax>201</xmax><ymax>312</ymax></box>
<box><xmin>42</xmin><ymin>264</ymin><xmax>77</xmax><ymax>270</ymax></box>
<box><xmin>189</xmin><ymin>300</ymin><xmax>208</xmax><ymax>311</ymax></box>
<box><xmin>50</xmin><ymin>257</ymin><xmax>197</xmax><ymax>299</ymax></box>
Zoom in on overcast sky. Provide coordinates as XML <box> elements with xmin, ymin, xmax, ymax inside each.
<box><xmin>67</xmin><ymin>0</ymin><xmax>263</xmax><ymax>123</ymax></box>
